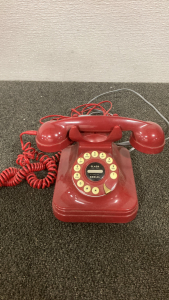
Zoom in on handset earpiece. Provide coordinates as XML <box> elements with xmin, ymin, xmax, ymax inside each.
<box><xmin>36</xmin><ymin>120</ymin><xmax>72</xmax><ymax>152</ymax></box>
<box><xmin>129</xmin><ymin>121</ymin><xmax>165</xmax><ymax>154</ymax></box>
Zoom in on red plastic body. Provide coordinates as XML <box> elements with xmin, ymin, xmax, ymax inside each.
<box><xmin>35</xmin><ymin>115</ymin><xmax>165</xmax><ymax>223</ymax></box>
<box><xmin>52</xmin><ymin>143</ymin><xmax>138</xmax><ymax>223</ymax></box>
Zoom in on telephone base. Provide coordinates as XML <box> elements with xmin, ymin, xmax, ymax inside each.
<box><xmin>52</xmin><ymin>144</ymin><xmax>138</xmax><ymax>223</ymax></box>
<box><xmin>52</xmin><ymin>203</ymin><xmax>138</xmax><ymax>223</ymax></box>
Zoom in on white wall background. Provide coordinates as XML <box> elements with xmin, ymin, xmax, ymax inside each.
<box><xmin>0</xmin><ymin>0</ymin><xmax>169</xmax><ymax>82</ymax></box>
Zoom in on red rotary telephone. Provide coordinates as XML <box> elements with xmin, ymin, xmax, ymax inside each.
<box><xmin>36</xmin><ymin>112</ymin><xmax>165</xmax><ymax>223</ymax></box>
<box><xmin>0</xmin><ymin>100</ymin><xmax>166</xmax><ymax>223</ymax></box>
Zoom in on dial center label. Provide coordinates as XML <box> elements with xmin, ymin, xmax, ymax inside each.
<box><xmin>86</xmin><ymin>162</ymin><xmax>105</xmax><ymax>182</ymax></box>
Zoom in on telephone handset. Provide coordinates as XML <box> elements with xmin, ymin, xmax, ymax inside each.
<box><xmin>36</xmin><ymin>115</ymin><xmax>165</xmax><ymax>223</ymax></box>
<box><xmin>36</xmin><ymin>115</ymin><xmax>165</xmax><ymax>154</ymax></box>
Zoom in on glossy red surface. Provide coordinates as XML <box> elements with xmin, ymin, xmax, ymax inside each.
<box><xmin>35</xmin><ymin>114</ymin><xmax>165</xmax><ymax>223</ymax></box>
<box><xmin>52</xmin><ymin>143</ymin><xmax>138</xmax><ymax>223</ymax></box>
<box><xmin>36</xmin><ymin>115</ymin><xmax>165</xmax><ymax>154</ymax></box>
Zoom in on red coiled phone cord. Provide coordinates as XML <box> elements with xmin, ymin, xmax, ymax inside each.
<box><xmin>0</xmin><ymin>131</ymin><xmax>61</xmax><ymax>189</ymax></box>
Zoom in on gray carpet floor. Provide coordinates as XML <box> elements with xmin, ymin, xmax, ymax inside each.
<box><xmin>0</xmin><ymin>82</ymin><xmax>169</xmax><ymax>300</ymax></box>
